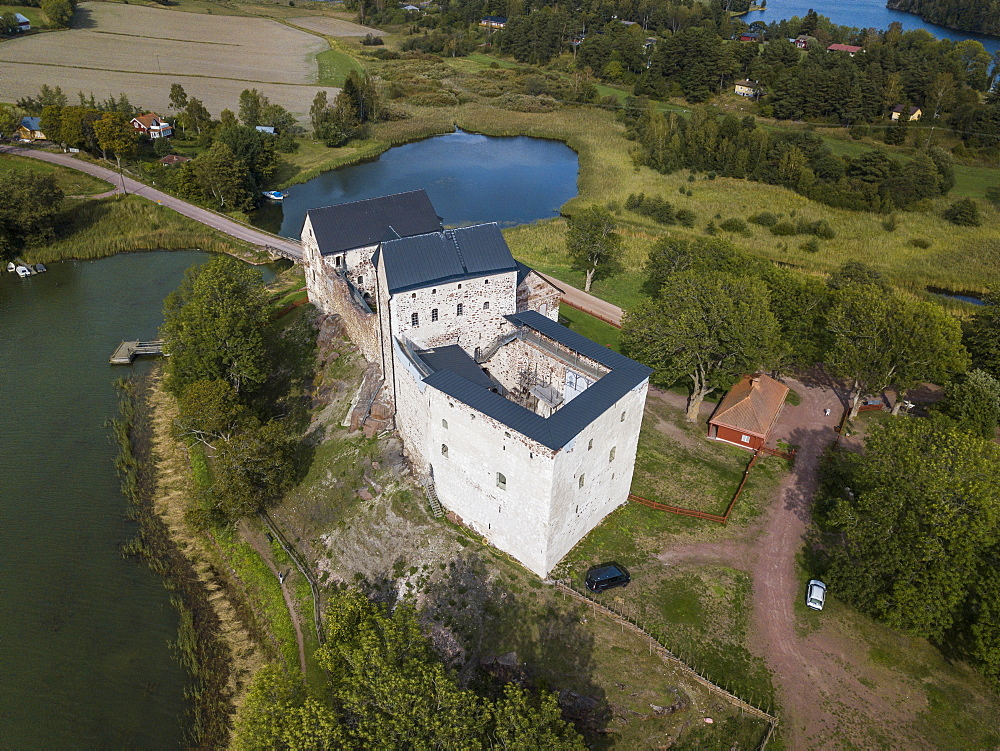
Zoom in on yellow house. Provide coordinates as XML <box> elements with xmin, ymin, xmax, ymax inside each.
<box><xmin>16</xmin><ymin>116</ymin><xmax>46</xmax><ymax>141</ymax></box>
<box><xmin>734</xmin><ymin>79</ymin><xmax>763</xmax><ymax>98</ymax></box>
<box><xmin>890</xmin><ymin>105</ymin><xmax>922</xmax><ymax>122</ymax></box>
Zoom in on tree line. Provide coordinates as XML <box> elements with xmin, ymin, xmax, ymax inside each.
<box><xmin>886</xmin><ymin>0</ymin><xmax>1000</xmax><ymax>37</ymax></box>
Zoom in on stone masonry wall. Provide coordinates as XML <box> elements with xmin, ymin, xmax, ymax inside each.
<box><xmin>516</xmin><ymin>270</ymin><xmax>562</xmax><ymax>321</ymax></box>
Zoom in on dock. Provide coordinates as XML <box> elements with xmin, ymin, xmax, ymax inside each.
<box><xmin>110</xmin><ymin>340</ymin><xmax>165</xmax><ymax>365</ymax></box>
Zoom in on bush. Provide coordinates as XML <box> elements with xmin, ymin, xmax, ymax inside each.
<box><xmin>882</xmin><ymin>215</ymin><xmax>898</xmax><ymax>232</ymax></box>
<box><xmin>943</xmin><ymin>198</ymin><xmax>982</xmax><ymax>227</ymax></box>
<box><xmin>910</xmin><ymin>237</ymin><xmax>932</xmax><ymax>248</ymax></box>
<box><xmin>676</xmin><ymin>208</ymin><xmax>697</xmax><ymax>227</ymax></box>
<box><xmin>800</xmin><ymin>239</ymin><xmax>820</xmax><ymax>253</ymax></box>
<box><xmin>812</xmin><ymin>219</ymin><xmax>835</xmax><ymax>240</ymax></box>
<box><xmin>361</xmin><ymin>33</ymin><xmax>384</xmax><ymax>46</ymax></box>
<box><xmin>704</xmin><ymin>221</ymin><xmax>718</xmax><ymax>235</ymax></box>
<box><xmin>719</xmin><ymin>218</ymin><xmax>749</xmax><ymax>234</ymax></box>
<box><xmin>770</xmin><ymin>221</ymin><xmax>797</xmax><ymax>236</ymax></box>
<box><xmin>985</xmin><ymin>186</ymin><xmax>1000</xmax><ymax>207</ymax></box>
<box><xmin>749</xmin><ymin>212</ymin><xmax>779</xmax><ymax>227</ymax></box>
<box><xmin>626</xmin><ymin>193</ymin><xmax>676</xmax><ymax>224</ymax></box>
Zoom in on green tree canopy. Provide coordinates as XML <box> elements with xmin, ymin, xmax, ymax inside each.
<box><xmin>564</xmin><ymin>205</ymin><xmax>623</xmax><ymax>292</ymax></box>
<box><xmin>160</xmin><ymin>254</ymin><xmax>274</xmax><ymax>397</ymax></box>
<box><xmin>174</xmin><ymin>379</ymin><xmax>250</xmax><ymax>450</ymax></box>
<box><xmin>0</xmin><ymin>172</ymin><xmax>64</xmax><ymax>263</ymax></box>
<box><xmin>92</xmin><ymin>111</ymin><xmax>138</xmax><ymax>188</ymax></box>
<box><xmin>943</xmin><ymin>198</ymin><xmax>981</xmax><ymax>226</ymax></box>
<box><xmin>821</xmin><ymin>418</ymin><xmax>1000</xmax><ymax>641</ymax></box>
<box><xmin>622</xmin><ymin>271</ymin><xmax>785</xmax><ymax>421</ymax></box>
<box><xmin>212</xmin><ymin>125</ymin><xmax>279</xmax><ymax>187</ymax></box>
<box><xmin>42</xmin><ymin>0</ymin><xmax>74</xmax><ymax>28</ymax></box>
<box><xmin>966</xmin><ymin>290</ymin><xmax>1000</xmax><ymax>378</ymax></box>
<box><xmin>191</xmin><ymin>142</ymin><xmax>254</xmax><ymax>211</ymax></box>
<box><xmin>212</xmin><ymin>418</ymin><xmax>299</xmax><ymax>519</ymax></box>
<box><xmin>938</xmin><ymin>369</ymin><xmax>1000</xmax><ymax>440</ymax></box>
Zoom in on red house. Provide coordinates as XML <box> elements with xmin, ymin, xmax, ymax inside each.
<box><xmin>708</xmin><ymin>374</ymin><xmax>789</xmax><ymax>451</ymax></box>
<box><xmin>826</xmin><ymin>43</ymin><xmax>863</xmax><ymax>56</ymax></box>
<box><xmin>131</xmin><ymin>113</ymin><xmax>172</xmax><ymax>139</ymax></box>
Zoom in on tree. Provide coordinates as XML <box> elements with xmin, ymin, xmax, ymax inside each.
<box><xmin>0</xmin><ymin>104</ymin><xmax>22</xmax><ymax>138</ymax></box>
<box><xmin>168</xmin><ymin>83</ymin><xmax>188</xmax><ymax>114</ymax></box>
<box><xmin>92</xmin><ymin>112</ymin><xmax>138</xmax><ymax>193</ymax></box>
<box><xmin>622</xmin><ymin>271</ymin><xmax>785</xmax><ymax>421</ymax></box>
<box><xmin>966</xmin><ymin>290</ymin><xmax>1000</xmax><ymax>378</ymax></box>
<box><xmin>213</xmin><ymin>419</ymin><xmax>299</xmax><ymax>519</ymax></box>
<box><xmin>821</xmin><ymin>419</ymin><xmax>1000</xmax><ymax>640</ymax></box>
<box><xmin>160</xmin><ymin>254</ymin><xmax>274</xmax><ymax>397</ymax></box>
<box><xmin>938</xmin><ymin>369</ymin><xmax>1000</xmax><ymax>439</ymax></box>
<box><xmin>182</xmin><ymin>97</ymin><xmax>211</xmax><ymax>135</ymax></box>
<box><xmin>174</xmin><ymin>379</ymin><xmax>249</xmax><ymax>450</ymax></box>
<box><xmin>38</xmin><ymin>104</ymin><xmax>64</xmax><ymax>148</ymax></box>
<box><xmin>0</xmin><ymin>11</ymin><xmax>19</xmax><ymax>35</ymax></box>
<box><xmin>826</xmin><ymin>260</ymin><xmax>889</xmax><ymax>292</ymax></box>
<box><xmin>310</xmin><ymin>90</ymin><xmax>330</xmax><ymax>136</ymax></box>
<box><xmin>213</xmin><ymin>125</ymin><xmax>279</xmax><ymax>186</ymax></box>
<box><xmin>0</xmin><ymin>172</ymin><xmax>63</xmax><ymax>263</ymax></box>
<box><xmin>191</xmin><ymin>142</ymin><xmax>254</xmax><ymax>211</ymax></box>
<box><xmin>943</xmin><ymin>198</ymin><xmax>981</xmax><ymax>226</ymax></box>
<box><xmin>238</xmin><ymin>88</ymin><xmax>267</xmax><ymax>127</ymax></box>
<box><xmin>41</xmin><ymin>0</ymin><xmax>74</xmax><ymax>28</ymax></box>
<box><xmin>826</xmin><ymin>286</ymin><xmax>968</xmax><ymax>417</ymax></box>
<box><xmin>565</xmin><ymin>206</ymin><xmax>622</xmax><ymax>292</ymax></box>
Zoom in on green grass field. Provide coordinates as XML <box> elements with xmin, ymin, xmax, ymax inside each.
<box><xmin>315</xmin><ymin>42</ymin><xmax>364</xmax><ymax>87</ymax></box>
<box><xmin>0</xmin><ymin>154</ymin><xmax>112</xmax><ymax>195</ymax></box>
<box><xmin>0</xmin><ymin>4</ymin><xmax>44</xmax><ymax>27</ymax></box>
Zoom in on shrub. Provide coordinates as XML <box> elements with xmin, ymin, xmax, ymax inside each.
<box><xmin>719</xmin><ymin>218</ymin><xmax>749</xmax><ymax>234</ymax></box>
<box><xmin>943</xmin><ymin>198</ymin><xmax>982</xmax><ymax>227</ymax></box>
<box><xmin>361</xmin><ymin>33</ymin><xmax>384</xmax><ymax>46</ymax></box>
<box><xmin>770</xmin><ymin>221</ymin><xmax>797</xmax><ymax>236</ymax></box>
<box><xmin>625</xmin><ymin>193</ymin><xmax>675</xmax><ymax>224</ymax></box>
<box><xmin>707</xmin><ymin>171</ymin><xmax>717</xmax><ymax>180</ymax></box>
<box><xmin>749</xmin><ymin>212</ymin><xmax>779</xmax><ymax>227</ymax></box>
<box><xmin>910</xmin><ymin>237</ymin><xmax>932</xmax><ymax>248</ymax></box>
<box><xmin>882</xmin><ymin>215</ymin><xmax>898</xmax><ymax>232</ymax></box>
<box><xmin>687</xmin><ymin>174</ymin><xmax>696</xmax><ymax>182</ymax></box>
<box><xmin>704</xmin><ymin>221</ymin><xmax>718</xmax><ymax>235</ymax></box>
<box><xmin>800</xmin><ymin>239</ymin><xmax>820</xmax><ymax>253</ymax></box>
<box><xmin>812</xmin><ymin>220</ymin><xmax>835</xmax><ymax>240</ymax></box>
<box><xmin>985</xmin><ymin>186</ymin><xmax>1000</xmax><ymax>207</ymax></box>
<box><xmin>676</xmin><ymin>208</ymin><xmax>697</xmax><ymax>227</ymax></box>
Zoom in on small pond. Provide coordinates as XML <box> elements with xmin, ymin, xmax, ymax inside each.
<box><xmin>251</xmin><ymin>130</ymin><xmax>580</xmax><ymax>238</ymax></box>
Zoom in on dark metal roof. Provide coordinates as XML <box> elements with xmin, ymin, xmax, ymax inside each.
<box><xmin>381</xmin><ymin>223</ymin><xmax>518</xmax><ymax>294</ymax></box>
<box><xmin>422</xmin><ymin>312</ymin><xmax>652</xmax><ymax>450</ymax></box>
<box><xmin>417</xmin><ymin>345</ymin><xmax>495</xmax><ymax>390</ymax></box>
<box><xmin>306</xmin><ymin>190</ymin><xmax>442</xmax><ymax>256</ymax></box>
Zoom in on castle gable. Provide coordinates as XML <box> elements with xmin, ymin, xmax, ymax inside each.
<box><xmin>306</xmin><ymin>190</ymin><xmax>442</xmax><ymax>256</ymax></box>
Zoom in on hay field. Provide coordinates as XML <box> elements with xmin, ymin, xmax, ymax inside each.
<box><xmin>287</xmin><ymin>16</ymin><xmax>385</xmax><ymax>36</ymax></box>
<box><xmin>0</xmin><ymin>3</ymin><xmax>338</xmax><ymax>118</ymax></box>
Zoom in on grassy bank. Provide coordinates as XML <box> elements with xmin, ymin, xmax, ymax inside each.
<box><xmin>22</xmin><ymin>195</ymin><xmax>257</xmax><ymax>264</ymax></box>
<box><xmin>111</xmin><ymin>376</ymin><xmax>235</xmax><ymax>747</ymax></box>
<box><xmin>0</xmin><ymin>154</ymin><xmax>111</xmax><ymax>195</ymax></box>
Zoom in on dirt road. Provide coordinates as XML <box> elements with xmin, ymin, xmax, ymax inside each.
<box><xmin>537</xmin><ymin>272</ymin><xmax>625</xmax><ymax>327</ymax></box>
<box><xmin>1</xmin><ymin>145</ymin><xmax>303</xmax><ymax>260</ymax></box>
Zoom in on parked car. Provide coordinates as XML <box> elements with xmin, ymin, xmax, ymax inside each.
<box><xmin>806</xmin><ymin>579</ymin><xmax>827</xmax><ymax>611</ymax></box>
<box><xmin>585</xmin><ymin>562</ymin><xmax>630</xmax><ymax>592</ymax></box>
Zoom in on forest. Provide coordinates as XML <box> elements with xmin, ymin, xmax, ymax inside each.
<box><xmin>886</xmin><ymin>0</ymin><xmax>1000</xmax><ymax>37</ymax></box>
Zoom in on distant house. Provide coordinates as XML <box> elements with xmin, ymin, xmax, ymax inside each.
<box><xmin>17</xmin><ymin>116</ymin><xmax>45</xmax><ymax>141</ymax></box>
<box><xmin>827</xmin><ymin>43</ymin><xmax>863</xmax><ymax>56</ymax></box>
<box><xmin>255</xmin><ymin>125</ymin><xmax>276</xmax><ymax>135</ymax></box>
<box><xmin>890</xmin><ymin>105</ymin><xmax>922</xmax><ymax>122</ymax></box>
<box><xmin>708</xmin><ymin>374</ymin><xmax>789</xmax><ymax>451</ymax></box>
<box><xmin>480</xmin><ymin>15</ymin><xmax>507</xmax><ymax>29</ymax></box>
<box><xmin>400</xmin><ymin>4</ymin><xmax>420</xmax><ymax>10</ymax></box>
<box><xmin>130</xmin><ymin>113</ymin><xmax>172</xmax><ymax>139</ymax></box>
<box><xmin>14</xmin><ymin>12</ymin><xmax>30</xmax><ymax>31</ymax></box>
<box><xmin>739</xmin><ymin>31</ymin><xmax>762</xmax><ymax>42</ymax></box>
<box><xmin>793</xmin><ymin>34</ymin><xmax>812</xmax><ymax>49</ymax></box>
<box><xmin>734</xmin><ymin>79</ymin><xmax>763</xmax><ymax>98</ymax></box>
<box><xmin>159</xmin><ymin>154</ymin><xmax>192</xmax><ymax>167</ymax></box>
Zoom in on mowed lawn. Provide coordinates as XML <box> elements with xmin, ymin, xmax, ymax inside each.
<box><xmin>0</xmin><ymin>3</ymin><xmax>338</xmax><ymax>118</ymax></box>
<box><xmin>0</xmin><ymin>154</ymin><xmax>111</xmax><ymax>195</ymax></box>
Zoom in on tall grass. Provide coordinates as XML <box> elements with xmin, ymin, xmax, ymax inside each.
<box><xmin>24</xmin><ymin>196</ymin><xmax>255</xmax><ymax>264</ymax></box>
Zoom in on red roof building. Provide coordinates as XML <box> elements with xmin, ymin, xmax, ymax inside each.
<box><xmin>708</xmin><ymin>374</ymin><xmax>789</xmax><ymax>451</ymax></box>
<box><xmin>131</xmin><ymin>113</ymin><xmax>172</xmax><ymax>139</ymax></box>
<box><xmin>826</xmin><ymin>43</ymin><xmax>863</xmax><ymax>55</ymax></box>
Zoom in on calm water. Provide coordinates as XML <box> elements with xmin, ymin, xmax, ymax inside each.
<box><xmin>0</xmin><ymin>251</ymin><xmax>273</xmax><ymax>747</ymax></box>
<box><xmin>752</xmin><ymin>0</ymin><xmax>1000</xmax><ymax>55</ymax></box>
<box><xmin>252</xmin><ymin>130</ymin><xmax>580</xmax><ymax>238</ymax></box>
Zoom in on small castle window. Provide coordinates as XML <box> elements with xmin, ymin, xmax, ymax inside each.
<box><xmin>411</xmin><ymin>312</ymin><xmax>419</xmax><ymax>327</ymax></box>
<box><xmin>485</xmin><ymin>278</ymin><xmax>490</xmax><ymax>284</ymax></box>
<box><xmin>335</xmin><ymin>255</ymin><xmax>343</xmax><ymax>267</ymax></box>
<box><xmin>621</xmin><ymin>411</ymin><xmax>626</xmax><ymax>422</ymax></box>
<box><xmin>458</xmin><ymin>283</ymin><xmax>463</xmax><ymax>289</ymax></box>
<box><xmin>431</xmin><ymin>308</ymin><xmax>439</xmax><ymax>322</ymax></box>
<box><xmin>497</xmin><ymin>472</ymin><xmax>506</xmax><ymax>490</ymax></box>
<box><xmin>432</xmin><ymin>288</ymin><xmax>437</xmax><ymax>294</ymax></box>
<box><xmin>483</xmin><ymin>301</ymin><xmax>490</xmax><ymax>310</ymax></box>
<box><xmin>588</xmin><ymin>439</ymin><xmax>593</xmax><ymax>451</ymax></box>
<box><xmin>411</xmin><ymin>292</ymin><xmax>416</xmax><ymax>298</ymax></box>
<box><xmin>610</xmin><ymin>447</ymin><xmax>616</xmax><ymax>462</ymax></box>
<box><xmin>579</xmin><ymin>474</ymin><xmax>585</xmax><ymax>488</ymax></box>
<box><xmin>457</xmin><ymin>303</ymin><xmax>464</xmax><ymax>316</ymax></box>
<box><xmin>441</xmin><ymin>444</ymin><xmax>449</xmax><ymax>457</ymax></box>
<box><xmin>357</xmin><ymin>276</ymin><xmax>363</xmax><ymax>287</ymax></box>
<box><xmin>442</xmin><ymin>419</ymin><xmax>448</xmax><ymax>429</ymax></box>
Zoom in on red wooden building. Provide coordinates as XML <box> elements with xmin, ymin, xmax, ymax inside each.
<box><xmin>708</xmin><ymin>374</ymin><xmax>788</xmax><ymax>451</ymax></box>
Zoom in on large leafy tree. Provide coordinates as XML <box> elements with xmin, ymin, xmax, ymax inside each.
<box><xmin>174</xmin><ymin>379</ymin><xmax>249</xmax><ymax>450</ymax></box>
<box><xmin>827</xmin><ymin>286</ymin><xmax>968</xmax><ymax>417</ymax></box>
<box><xmin>937</xmin><ymin>369</ymin><xmax>1000</xmax><ymax>439</ymax></box>
<box><xmin>92</xmin><ymin>111</ymin><xmax>138</xmax><ymax>191</ymax></box>
<box><xmin>212</xmin><ymin>419</ymin><xmax>299</xmax><ymax>519</ymax></box>
<box><xmin>622</xmin><ymin>271</ymin><xmax>785</xmax><ymax>421</ymax></box>
<box><xmin>191</xmin><ymin>142</ymin><xmax>254</xmax><ymax>211</ymax></box>
<box><xmin>822</xmin><ymin>419</ymin><xmax>1000</xmax><ymax>640</ymax></box>
<box><xmin>564</xmin><ymin>205</ymin><xmax>622</xmax><ymax>292</ymax></box>
<box><xmin>160</xmin><ymin>254</ymin><xmax>274</xmax><ymax>398</ymax></box>
<box><xmin>212</xmin><ymin>125</ymin><xmax>279</xmax><ymax>187</ymax></box>
<box><xmin>0</xmin><ymin>172</ymin><xmax>64</xmax><ymax>263</ymax></box>
<box><xmin>966</xmin><ymin>289</ymin><xmax>1000</xmax><ymax>378</ymax></box>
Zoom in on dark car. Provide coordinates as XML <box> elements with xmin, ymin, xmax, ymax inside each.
<box><xmin>585</xmin><ymin>562</ymin><xmax>630</xmax><ymax>592</ymax></box>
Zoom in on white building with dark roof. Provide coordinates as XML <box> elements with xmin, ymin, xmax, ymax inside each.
<box><xmin>302</xmin><ymin>192</ymin><xmax>649</xmax><ymax>577</ymax></box>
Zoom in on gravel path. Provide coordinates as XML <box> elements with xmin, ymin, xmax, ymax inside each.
<box><xmin>1</xmin><ymin>145</ymin><xmax>303</xmax><ymax>259</ymax></box>
<box><xmin>537</xmin><ymin>271</ymin><xmax>624</xmax><ymax>327</ymax></box>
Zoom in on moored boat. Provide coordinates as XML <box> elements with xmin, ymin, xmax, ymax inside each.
<box><xmin>262</xmin><ymin>190</ymin><xmax>286</xmax><ymax>201</ymax></box>
<box><xmin>6</xmin><ymin>262</ymin><xmax>14</xmax><ymax>273</ymax></box>
<box><xmin>15</xmin><ymin>265</ymin><xmax>32</xmax><ymax>278</ymax></box>
<box><xmin>35</xmin><ymin>264</ymin><xmax>47</xmax><ymax>273</ymax></box>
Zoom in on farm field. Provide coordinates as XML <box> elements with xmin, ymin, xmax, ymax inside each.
<box><xmin>0</xmin><ymin>2</ymin><xmax>338</xmax><ymax>118</ymax></box>
<box><xmin>287</xmin><ymin>15</ymin><xmax>385</xmax><ymax>36</ymax></box>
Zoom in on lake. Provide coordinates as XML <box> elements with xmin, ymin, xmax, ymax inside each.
<box><xmin>0</xmin><ymin>251</ymin><xmax>273</xmax><ymax>747</ymax></box>
<box><xmin>251</xmin><ymin>130</ymin><xmax>580</xmax><ymax>239</ymax></box>
<box><xmin>750</xmin><ymin>0</ymin><xmax>1000</xmax><ymax>55</ymax></box>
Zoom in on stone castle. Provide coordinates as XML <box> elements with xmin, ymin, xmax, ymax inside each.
<box><xmin>302</xmin><ymin>190</ymin><xmax>650</xmax><ymax>577</ymax></box>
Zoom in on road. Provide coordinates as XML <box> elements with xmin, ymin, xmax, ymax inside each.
<box><xmin>1</xmin><ymin>145</ymin><xmax>303</xmax><ymax>260</ymax></box>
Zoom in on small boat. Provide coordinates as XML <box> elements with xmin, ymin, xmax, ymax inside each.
<box><xmin>6</xmin><ymin>262</ymin><xmax>14</xmax><ymax>273</ymax></box>
<box><xmin>262</xmin><ymin>190</ymin><xmax>286</xmax><ymax>201</ymax></box>
<box><xmin>35</xmin><ymin>263</ymin><xmax>46</xmax><ymax>273</ymax></box>
<box><xmin>15</xmin><ymin>265</ymin><xmax>32</xmax><ymax>278</ymax></box>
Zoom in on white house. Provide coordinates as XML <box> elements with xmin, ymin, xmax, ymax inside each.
<box><xmin>303</xmin><ymin>191</ymin><xmax>650</xmax><ymax>577</ymax></box>
<box><xmin>130</xmin><ymin>113</ymin><xmax>172</xmax><ymax>139</ymax></box>
<box><xmin>14</xmin><ymin>13</ymin><xmax>30</xmax><ymax>31</ymax></box>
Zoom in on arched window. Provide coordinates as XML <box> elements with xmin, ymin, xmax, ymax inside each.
<box><xmin>457</xmin><ymin>303</ymin><xmax>464</xmax><ymax>316</ymax></box>
<box><xmin>411</xmin><ymin>312</ymin><xmax>419</xmax><ymax>327</ymax></box>
<box><xmin>431</xmin><ymin>308</ymin><xmax>439</xmax><ymax>322</ymax></box>
<box><xmin>442</xmin><ymin>418</ymin><xmax>448</xmax><ymax>429</ymax></box>
<box><xmin>497</xmin><ymin>472</ymin><xmax>506</xmax><ymax>490</ymax></box>
<box><xmin>483</xmin><ymin>301</ymin><xmax>490</xmax><ymax>310</ymax></box>
<box><xmin>441</xmin><ymin>444</ymin><xmax>449</xmax><ymax>457</ymax></box>
<box><xmin>609</xmin><ymin>447</ymin><xmax>616</xmax><ymax>462</ymax></box>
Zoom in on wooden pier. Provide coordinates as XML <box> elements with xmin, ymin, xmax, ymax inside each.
<box><xmin>110</xmin><ymin>340</ymin><xmax>165</xmax><ymax>365</ymax></box>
